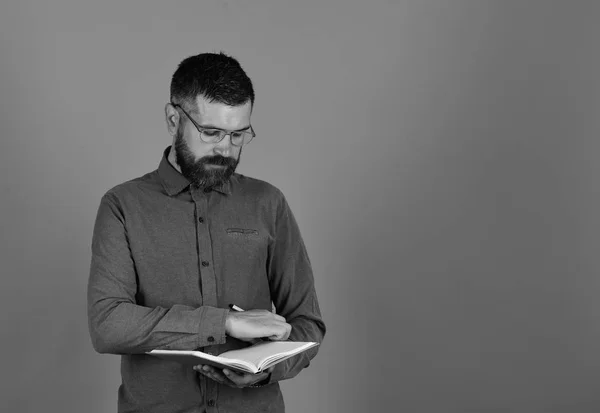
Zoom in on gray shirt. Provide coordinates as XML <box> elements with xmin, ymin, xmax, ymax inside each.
<box><xmin>87</xmin><ymin>147</ymin><xmax>326</xmax><ymax>413</ymax></box>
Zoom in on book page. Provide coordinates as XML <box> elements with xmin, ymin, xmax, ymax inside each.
<box><xmin>147</xmin><ymin>341</ymin><xmax>319</xmax><ymax>374</ymax></box>
<box><xmin>147</xmin><ymin>350</ymin><xmax>257</xmax><ymax>373</ymax></box>
<box><xmin>218</xmin><ymin>341</ymin><xmax>318</xmax><ymax>369</ymax></box>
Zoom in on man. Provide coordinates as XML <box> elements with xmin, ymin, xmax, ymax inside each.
<box><xmin>87</xmin><ymin>52</ymin><xmax>326</xmax><ymax>413</ymax></box>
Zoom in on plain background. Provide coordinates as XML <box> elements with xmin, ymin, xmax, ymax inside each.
<box><xmin>1</xmin><ymin>1</ymin><xmax>600</xmax><ymax>412</ymax></box>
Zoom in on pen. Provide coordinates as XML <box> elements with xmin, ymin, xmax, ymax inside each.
<box><xmin>229</xmin><ymin>304</ymin><xmax>245</xmax><ymax>312</ymax></box>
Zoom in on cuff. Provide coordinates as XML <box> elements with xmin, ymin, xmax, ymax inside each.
<box><xmin>195</xmin><ymin>306</ymin><xmax>229</xmax><ymax>348</ymax></box>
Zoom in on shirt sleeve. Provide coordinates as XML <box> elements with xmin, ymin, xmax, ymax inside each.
<box><xmin>264</xmin><ymin>191</ymin><xmax>327</xmax><ymax>383</ymax></box>
<box><xmin>87</xmin><ymin>191</ymin><xmax>229</xmax><ymax>355</ymax></box>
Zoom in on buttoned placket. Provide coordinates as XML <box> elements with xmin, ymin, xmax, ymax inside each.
<box><xmin>191</xmin><ymin>187</ymin><xmax>220</xmax><ymax>410</ymax></box>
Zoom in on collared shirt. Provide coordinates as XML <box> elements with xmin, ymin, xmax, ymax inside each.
<box><xmin>87</xmin><ymin>147</ymin><xmax>326</xmax><ymax>413</ymax></box>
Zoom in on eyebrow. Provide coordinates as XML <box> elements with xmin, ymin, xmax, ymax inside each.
<box><xmin>198</xmin><ymin>123</ymin><xmax>252</xmax><ymax>132</ymax></box>
<box><xmin>178</xmin><ymin>105</ymin><xmax>251</xmax><ymax>132</ymax></box>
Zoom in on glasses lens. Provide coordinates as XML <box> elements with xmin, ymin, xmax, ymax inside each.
<box><xmin>199</xmin><ymin>129</ymin><xmax>254</xmax><ymax>146</ymax></box>
<box><xmin>200</xmin><ymin>129</ymin><xmax>224</xmax><ymax>143</ymax></box>
<box><xmin>231</xmin><ymin>131</ymin><xmax>254</xmax><ymax>146</ymax></box>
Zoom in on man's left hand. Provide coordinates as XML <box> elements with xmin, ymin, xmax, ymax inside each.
<box><xmin>194</xmin><ymin>364</ymin><xmax>272</xmax><ymax>388</ymax></box>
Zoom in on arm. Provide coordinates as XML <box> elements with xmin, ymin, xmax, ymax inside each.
<box><xmin>87</xmin><ymin>192</ymin><xmax>229</xmax><ymax>354</ymax></box>
<box><xmin>264</xmin><ymin>192</ymin><xmax>327</xmax><ymax>383</ymax></box>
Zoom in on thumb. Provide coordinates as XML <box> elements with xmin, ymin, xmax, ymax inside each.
<box><xmin>267</xmin><ymin>332</ymin><xmax>289</xmax><ymax>341</ymax></box>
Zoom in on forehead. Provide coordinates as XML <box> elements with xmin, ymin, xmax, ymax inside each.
<box><xmin>192</xmin><ymin>95</ymin><xmax>252</xmax><ymax>128</ymax></box>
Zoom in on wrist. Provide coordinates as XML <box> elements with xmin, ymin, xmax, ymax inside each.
<box><xmin>249</xmin><ymin>373</ymin><xmax>271</xmax><ymax>388</ymax></box>
<box><xmin>224</xmin><ymin>310</ymin><xmax>233</xmax><ymax>334</ymax></box>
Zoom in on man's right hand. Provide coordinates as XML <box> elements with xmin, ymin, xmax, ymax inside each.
<box><xmin>225</xmin><ymin>309</ymin><xmax>291</xmax><ymax>341</ymax></box>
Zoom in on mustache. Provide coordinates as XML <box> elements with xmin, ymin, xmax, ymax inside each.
<box><xmin>202</xmin><ymin>155</ymin><xmax>237</xmax><ymax>166</ymax></box>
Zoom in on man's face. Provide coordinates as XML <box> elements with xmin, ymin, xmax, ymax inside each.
<box><xmin>173</xmin><ymin>96</ymin><xmax>252</xmax><ymax>189</ymax></box>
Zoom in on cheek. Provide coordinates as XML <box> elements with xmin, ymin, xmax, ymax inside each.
<box><xmin>183</xmin><ymin>131</ymin><xmax>212</xmax><ymax>159</ymax></box>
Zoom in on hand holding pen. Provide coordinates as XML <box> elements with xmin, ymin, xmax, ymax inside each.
<box><xmin>225</xmin><ymin>304</ymin><xmax>291</xmax><ymax>342</ymax></box>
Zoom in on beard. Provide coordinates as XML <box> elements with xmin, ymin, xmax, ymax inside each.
<box><xmin>173</xmin><ymin>127</ymin><xmax>240</xmax><ymax>190</ymax></box>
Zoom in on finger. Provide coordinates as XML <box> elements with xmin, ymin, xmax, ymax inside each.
<box><xmin>268</xmin><ymin>323</ymin><xmax>292</xmax><ymax>341</ymax></box>
<box><xmin>193</xmin><ymin>364</ymin><xmax>209</xmax><ymax>376</ymax></box>
<box><xmin>195</xmin><ymin>365</ymin><xmax>229</xmax><ymax>385</ymax></box>
<box><xmin>284</xmin><ymin>323</ymin><xmax>292</xmax><ymax>339</ymax></box>
<box><xmin>223</xmin><ymin>369</ymin><xmax>268</xmax><ymax>387</ymax></box>
<box><xmin>223</xmin><ymin>369</ymin><xmax>268</xmax><ymax>385</ymax></box>
<box><xmin>204</xmin><ymin>366</ymin><xmax>228</xmax><ymax>381</ymax></box>
<box><xmin>221</xmin><ymin>368</ymin><xmax>242</xmax><ymax>381</ymax></box>
<box><xmin>209</xmin><ymin>371</ymin><xmax>229</xmax><ymax>384</ymax></box>
<box><xmin>194</xmin><ymin>365</ymin><xmax>216</xmax><ymax>378</ymax></box>
<box><xmin>272</xmin><ymin>313</ymin><xmax>286</xmax><ymax>322</ymax></box>
<box><xmin>237</xmin><ymin>337</ymin><xmax>259</xmax><ymax>343</ymax></box>
<box><xmin>204</xmin><ymin>366</ymin><xmax>250</xmax><ymax>388</ymax></box>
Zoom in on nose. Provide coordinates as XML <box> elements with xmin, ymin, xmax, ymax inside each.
<box><xmin>214</xmin><ymin>133</ymin><xmax>233</xmax><ymax>156</ymax></box>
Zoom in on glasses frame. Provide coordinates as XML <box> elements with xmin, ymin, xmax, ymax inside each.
<box><xmin>171</xmin><ymin>102</ymin><xmax>256</xmax><ymax>147</ymax></box>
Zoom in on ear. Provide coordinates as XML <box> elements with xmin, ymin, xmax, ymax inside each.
<box><xmin>165</xmin><ymin>103</ymin><xmax>180</xmax><ymax>136</ymax></box>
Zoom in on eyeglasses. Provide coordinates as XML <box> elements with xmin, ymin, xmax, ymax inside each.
<box><xmin>171</xmin><ymin>103</ymin><xmax>255</xmax><ymax>147</ymax></box>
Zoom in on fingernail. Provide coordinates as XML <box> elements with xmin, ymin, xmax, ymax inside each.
<box><xmin>223</xmin><ymin>369</ymin><xmax>229</xmax><ymax>375</ymax></box>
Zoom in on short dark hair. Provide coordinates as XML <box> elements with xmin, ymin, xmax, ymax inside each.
<box><xmin>170</xmin><ymin>52</ymin><xmax>255</xmax><ymax>109</ymax></box>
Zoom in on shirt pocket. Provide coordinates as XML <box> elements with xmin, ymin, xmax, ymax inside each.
<box><xmin>221</xmin><ymin>227</ymin><xmax>267</xmax><ymax>262</ymax></box>
<box><xmin>226</xmin><ymin>227</ymin><xmax>260</xmax><ymax>237</ymax></box>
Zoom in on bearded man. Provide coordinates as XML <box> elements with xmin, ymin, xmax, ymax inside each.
<box><xmin>87</xmin><ymin>52</ymin><xmax>326</xmax><ymax>413</ymax></box>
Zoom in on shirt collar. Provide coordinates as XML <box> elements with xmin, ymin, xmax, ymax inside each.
<box><xmin>158</xmin><ymin>146</ymin><xmax>231</xmax><ymax>196</ymax></box>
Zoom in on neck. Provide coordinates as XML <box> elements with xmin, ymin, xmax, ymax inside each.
<box><xmin>167</xmin><ymin>146</ymin><xmax>182</xmax><ymax>174</ymax></box>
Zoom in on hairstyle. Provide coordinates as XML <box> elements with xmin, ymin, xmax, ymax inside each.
<box><xmin>170</xmin><ymin>52</ymin><xmax>255</xmax><ymax>109</ymax></box>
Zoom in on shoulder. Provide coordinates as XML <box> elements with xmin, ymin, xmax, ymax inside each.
<box><xmin>100</xmin><ymin>170</ymin><xmax>160</xmax><ymax>206</ymax></box>
<box><xmin>231</xmin><ymin>174</ymin><xmax>287</xmax><ymax>202</ymax></box>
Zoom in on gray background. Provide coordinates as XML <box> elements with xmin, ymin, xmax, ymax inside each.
<box><xmin>1</xmin><ymin>1</ymin><xmax>599</xmax><ymax>412</ymax></box>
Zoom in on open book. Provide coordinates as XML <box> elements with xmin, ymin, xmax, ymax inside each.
<box><xmin>147</xmin><ymin>341</ymin><xmax>319</xmax><ymax>374</ymax></box>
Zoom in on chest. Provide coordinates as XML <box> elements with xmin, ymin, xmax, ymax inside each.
<box><xmin>123</xmin><ymin>193</ymin><xmax>274</xmax><ymax>307</ymax></box>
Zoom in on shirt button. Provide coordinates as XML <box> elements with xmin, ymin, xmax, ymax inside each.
<box><xmin>201</xmin><ymin>261</ymin><xmax>210</xmax><ymax>267</ymax></box>
<box><xmin>207</xmin><ymin>399</ymin><xmax>215</xmax><ymax>406</ymax></box>
<box><xmin>198</xmin><ymin>217</ymin><xmax>204</xmax><ymax>223</ymax></box>
<box><xmin>207</xmin><ymin>336</ymin><xmax>215</xmax><ymax>342</ymax></box>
